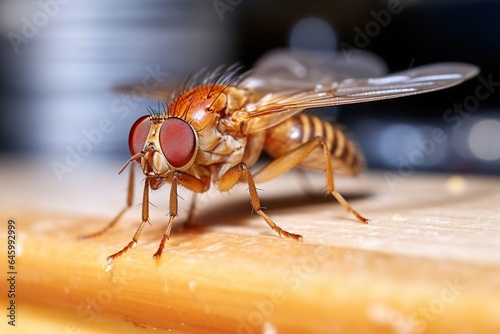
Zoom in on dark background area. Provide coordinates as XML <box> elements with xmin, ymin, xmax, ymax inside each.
<box><xmin>1</xmin><ymin>0</ymin><xmax>499</xmax><ymax>182</ymax></box>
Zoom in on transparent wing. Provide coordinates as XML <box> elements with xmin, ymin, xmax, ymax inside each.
<box><xmin>240</xmin><ymin>49</ymin><xmax>388</xmax><ymax>92</ymax></box>
<box><xmin>115</xmin><ymin>49</ymin><xmax>388</xmax><ymax>100</ymax></box>
<box><xmin>235</xmin><ymin>62</ymin><xmax>480</xmax><ymax>134</ymax></box>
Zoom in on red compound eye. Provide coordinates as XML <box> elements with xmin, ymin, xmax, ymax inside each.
<box><xmin>128</xmin><ymin>115</ymin><xmax>151</xmax><ymax>156</ymax></box>
<box><xmin>160</xmin><ymin>118</ymin><xmax>197</xmax><ymax>169</ymax></box>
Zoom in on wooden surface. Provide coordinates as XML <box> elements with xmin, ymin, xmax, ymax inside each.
<box><xmin>1</xmin><ymin>157</ymin><xmax>500</xmax><ymax>333</ymax></box>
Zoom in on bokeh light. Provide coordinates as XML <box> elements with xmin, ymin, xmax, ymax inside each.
<box><xmin>468</xmin><ymin>119</ymin><xmax>500</xmax><ymax>161</ymax></box>
<box><xmin>289</xmin><ymin>16</ymin><xmax>337</xmax><ymax>52</ymax></box>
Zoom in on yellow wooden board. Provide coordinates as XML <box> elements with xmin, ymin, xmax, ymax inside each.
<box><xmin>1</xmin><ymin>158</ymin><xmax>499</xmax><ymax>333</ymax></box>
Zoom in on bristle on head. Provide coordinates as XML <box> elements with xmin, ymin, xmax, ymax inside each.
<box><xmin>145</xmin><ymin>63</ymin><xmax>248</xmax><ymax>119</ymax></box>
<box><xmin>166</xmin><ymin>63</ymin><xmax>248</xmax><ymax>106</ymax></box>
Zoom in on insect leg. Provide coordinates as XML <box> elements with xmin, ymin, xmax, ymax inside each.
<box><xmin>253</xmin><ymin>136</ymin><xmax>369</xmax><ymax>224</ymax></box>
<box><xmin>185</xmin><ymin>194</ymin><xmax>198</xmax><ymax>226</ymax></box>
<box><xmin>107</xmin><ymin>177</ymin><xmax>150</xmax><ymax>265</ymax></box>
<box><xmin>153</xmin><ymin>173</ymin><xmax>178</xmax><ymax>259</ymax></box>
<box><xmin>218</xmin><ymin>163</ymin><xmax>302</xmax><ymax>240</ymax></box>
<box><xmin>79</xmin><ymin>164</ymin><xmax>135</xmax><ymax>240</ymax></box>
<box><xmin>153</xmin><ymin>172</ymin><xmax>210</xmax><ymax>259</ymax></box>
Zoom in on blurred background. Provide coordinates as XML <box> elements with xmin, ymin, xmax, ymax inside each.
<box><xmin>1</xmin><ymin>0</ymin><xmax>499</xmax><ymax>186</ymax></box>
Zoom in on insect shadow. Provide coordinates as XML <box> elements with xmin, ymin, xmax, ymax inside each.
<box><xmin>174</xmin><ymin>187</ymin><xmax>373</xmax><ymax>237</ymax></box>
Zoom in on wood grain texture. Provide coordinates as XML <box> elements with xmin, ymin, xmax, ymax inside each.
<box><xmin>1</xmin><ymin>158</ymin><xmax>500</xmax><ymax>333</ymax></box>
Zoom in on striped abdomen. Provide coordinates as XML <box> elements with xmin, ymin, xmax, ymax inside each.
<box><xmin>263</xmin><ymin>114</ymin><xmax>363</xmax><ymax>175</ymax></box>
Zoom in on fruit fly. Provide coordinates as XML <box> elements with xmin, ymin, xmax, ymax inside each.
<box><xmin>80</xmin><ymin>50</ymin><xmax>479</xmax><ymax>264</ymax></box>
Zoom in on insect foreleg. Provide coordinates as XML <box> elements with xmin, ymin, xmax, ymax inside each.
<box><xmin>79</xmin><ymin>164</ymin><xmax>135</xmax><ymax>240</ymax></box>
<box><xmin>253</xmin><ymin>136</ymin><xmax>369</xmax><ymax>224</ymax></box>
<box><xmin>107</xmin><ymin>176</ymin><xmax>150</xmax><ymax>265</ymax></box>
<box><xmin>218</xmin><ymin>163</ymin><xmax>302</xmax><ymax>240</ymax></box>
<box><xmin>154</xmin><ymin>172</ymin><xmax>210</xmax><ymax>259</ymax></box>
<box><xmin>185</xmin><ymin>194</ymin><xmax>198</xmax><ymax>227</ymax></box>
